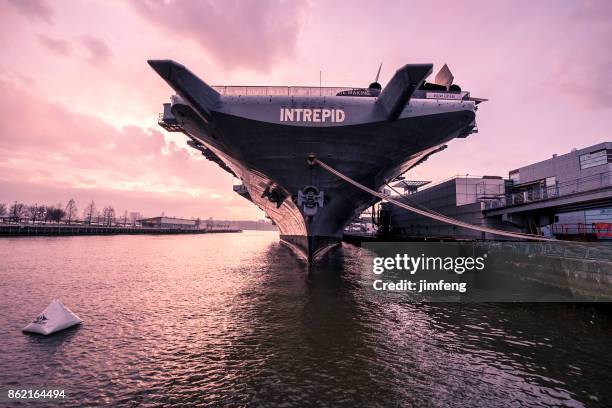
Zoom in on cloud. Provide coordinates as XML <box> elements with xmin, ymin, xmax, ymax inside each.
<box><xmin>6</xmin><ymin>0</ymin><xmax>53</xmax><ymax>22</ymax></box>
<box><xmin>545</xmin><ymin>1</ymin><xmax>612</xmax><ymax>110</ymax></box>
<box><xmin>571</xmin><ymin>0</ymin><xmax>612</xmax><ymax>22</ymax></box>
<box><xmin>0</xmin><ymin>80</ymin><xmax>259</xmax><ymax>219</ymax></box>
<box><xmin>549</xmin><ymin>58</ymin><xmax>612</xmax><ymax>110</ymax></box>
<box><xmin>37</xmin><ymin>34</ymin><xmax>115</xmax><ymax>69</ymax></box>
<box><xmin>37</xmin><ymin>34</ymin><xmax>71</xmax><ymax>56</ymax></box>
<box><xmin>130</xmin><ymin>0</ymin><xmax>308</xmax><ymax>72</ymax></box>
<box><xmin>79</xmin><ymin>35</ymin><xmax>113</xmax><ymax>64</ymax></box>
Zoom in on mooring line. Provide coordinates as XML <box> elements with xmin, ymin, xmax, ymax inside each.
<box><xmin>312</xmin><ymin>157</ymin><xmax>554</xmax><ymax>242</ymax></box>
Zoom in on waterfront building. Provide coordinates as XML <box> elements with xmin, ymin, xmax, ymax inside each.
<box><xmin>385</xmin><ymin>142</ymin><xmax>612</xmax><ymax>241</ymax></box>
<box><xmin>138</xmin><ymin>217</ymin><xmax>197</xmax><ymax>229</ymax></box>
<box><xmin>502</xmin><ymin>142</ymin><xmax>611</xmax><ymax>240</ymax></box>
<box><xmin>385</xmin><ymin>176</ymin><xmax>514</xmax><ymax>240</ymax></box>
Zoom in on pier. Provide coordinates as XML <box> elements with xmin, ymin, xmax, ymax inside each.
<box><xmin>0</xmin><ymin>223</ymin><xmax>242</xmax><ymax>237</ymax></box>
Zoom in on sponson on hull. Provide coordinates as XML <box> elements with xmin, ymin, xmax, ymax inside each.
<box><xmin>149</xmin><ymin>60</ymin><xmax>484</xmax><ymax>262</ymax></box>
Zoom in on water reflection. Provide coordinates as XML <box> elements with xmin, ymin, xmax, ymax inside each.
<box><xmin>0</xmin><ymin>232</ymin><xmax>610</xmax><ymax>407</ymax></box>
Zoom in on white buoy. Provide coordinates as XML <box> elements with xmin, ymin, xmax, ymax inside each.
<box><xmin>22</xmin><ymin>299</ymin><xmax>82</xmax><ymax>335</ymax></box>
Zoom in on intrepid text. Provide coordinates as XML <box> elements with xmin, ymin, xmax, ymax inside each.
<box><xmin>280</xmin><ymin>108</ymin><xmax>345</xmax><ymax>123</ymax></box>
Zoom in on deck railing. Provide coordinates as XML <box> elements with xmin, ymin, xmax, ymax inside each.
<box><xmin>483</xmin><ymin>171</ymin><xmax>611</xmax><ymax>210</ymax></box>
<box><xmin>212</xmin><ymin>86</ymin><xmax>357</xmax><ymax>97</ymax></box>
<box><xmin>551</xmin><ymin>223</ymin><xmax>612</xmax><ymax>238</ymax></box>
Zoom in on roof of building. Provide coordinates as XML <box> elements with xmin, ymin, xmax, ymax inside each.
<box><xmin>390</xmin><ymin>180</ymin><xmax>431</xmax><ymax>189</ymax></box>
<box><xmin>510</xmin><ymin>141</ymin><xmax>611</xmax><ymax>174</ymax></box>
<box><xmin>138</xmin><ymin>216</ymin><xmax>196</xmax><ymax>223</ymax></box>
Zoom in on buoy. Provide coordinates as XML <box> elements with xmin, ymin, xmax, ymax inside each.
<box><xmin>22</xmin><ymin>299</ymin><xmax>82</xmax><ymax>335</ymax></box>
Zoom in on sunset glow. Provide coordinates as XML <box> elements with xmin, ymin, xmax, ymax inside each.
<box><xmin>1</xmin><ymin>0</ymin><xmax>610</xmax><ymax>219</ymax></box>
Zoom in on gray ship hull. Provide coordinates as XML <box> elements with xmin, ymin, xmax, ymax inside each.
<box><xmin>175</xmin><ymin>107</ymin><xmax>475</xmax><ymax>261</ymax></box>
<box><xmin>148</xmin><ymin>59</ymin><xmax>480</xmax><ymax>262</ymax></box>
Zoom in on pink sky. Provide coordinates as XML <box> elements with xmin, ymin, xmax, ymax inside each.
<box><xmin>0</xmin><ymin>0</ymin><xmax>611</xmax><ymax>220</ymax></box>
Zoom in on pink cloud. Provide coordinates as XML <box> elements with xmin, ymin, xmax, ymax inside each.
<box><xmin>549</xmin><ymin>58</ymin><xmax>612</xmax><ymax>110</ymax></box>
<box><xmin>6</xmin><ymin>0</ymin><xmax>53</xmax><ymax>23</ymax></box>
<box><xmin>0</xmin><ymin>80</ymin><xmax>260</xmax><ymax>219</ymax></box>
<box><xmin>37</xmin><ymin>34</ymin><xmax>71</xmax><ymax>56</ymax></box>
<box><xmin>571</xmin><ymin>0</ymin><xmax>612</xmax><ymax>22</ymax></box>
<box><xmin>79</xmin><ymin>35</ymin><xmax>113</xmax><ymax>64</ymax></box>
<box><xmin>0</xmin><ymin>0</ymin><xmax>610</xmax><ymax>220</ymax></box>
<box><xmin>545</xmin><ymin>1</ymin><xmax>612</xmax><ymax>110</ymax></box>
<box><xmin>0</xmin><ymin>177</ymin><xmax>255</xmax><ymax>220</ymax></box>
<box><xmin>130</xmin><ymin>0</ymin><xmax>308</xmax><ymax>72</ymax></box>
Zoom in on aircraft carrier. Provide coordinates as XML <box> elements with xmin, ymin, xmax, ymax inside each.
<box><xmin>149</xmin><ymin>60</ymin><xmax>483</xmax><ymax>262</ymax></box>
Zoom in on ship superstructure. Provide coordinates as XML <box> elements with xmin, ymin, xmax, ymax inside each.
<box><xmin>149</xmin><ymin>60</ymin><xmax>483</xmax><ymax>261</ymax></box>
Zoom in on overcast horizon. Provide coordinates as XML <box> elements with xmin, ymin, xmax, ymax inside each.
<box><xmin>1</xmin><ymin>0</ymin><xmax>611</xmax><ymax>220</ymax></box>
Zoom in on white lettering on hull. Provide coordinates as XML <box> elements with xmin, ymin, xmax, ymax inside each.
<box><xmin>280</xmin><ymin>108</ymin><xmax>345</xmax><ymax>123</ymax></box>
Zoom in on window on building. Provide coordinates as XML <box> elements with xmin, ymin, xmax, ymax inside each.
<box><xmin>579</xmin><ymin>149</ymin><xmax>609</xmax><ymax>170</ymax></box>
<box><xmin>545</xmin><ymin>176</ymin><xmax>558</xmax><ymax>198</ymax></box>
<box><xmin>509</xmin><ymin>170</ymin><xmax>520</xmax><ymax>183</ymax></box>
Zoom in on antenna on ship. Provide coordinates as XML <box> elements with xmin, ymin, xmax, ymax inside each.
<box><xmin>368</xmin><ymin>63</ymin><xmax>383</xmax><ymax>90</ymax></box>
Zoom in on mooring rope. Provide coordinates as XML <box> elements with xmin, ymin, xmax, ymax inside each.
<box><xmin>312</xmin><ymin>157</ymin><xmax>554</xmax><ymax>241</ymax></box>
<box><xmin>384</xmin><ymin>182</ymin><xmax>452</xmax><ymax>220</ymax></box>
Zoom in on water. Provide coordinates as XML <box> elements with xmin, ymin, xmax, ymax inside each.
<box><xmin>0</xmin><ymin>231</ymin><xmax>611</xmax><ymax>407</ymax></box>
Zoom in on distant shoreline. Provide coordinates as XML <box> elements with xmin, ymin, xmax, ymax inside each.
<box><xmin>0</xmin><ymin>223</ymin><xmax>242</xmax><ymax>237</ymax></box>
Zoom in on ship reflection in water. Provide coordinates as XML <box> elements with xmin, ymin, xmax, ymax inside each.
<box><xmin>0</xmin><ymin>231</ymin><xmax>610</xmax><ymax>407</ymax></box>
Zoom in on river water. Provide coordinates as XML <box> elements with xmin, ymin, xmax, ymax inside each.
<box><xmin>0</xmin><ymin>231</ymin><xmax>611</xmax><ymax>407</ymax></box>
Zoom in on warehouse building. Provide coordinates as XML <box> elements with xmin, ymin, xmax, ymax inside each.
<box><xmin>384</xmin><ymin>141</ymin><xmax>611</xmax><ymax>241</ymax></box>
<box><xmin>500</xmin><ymin>142</ymin><xmax>611</xmax><ymax>239</ymax></box>
<box><xmin>386</xmin><ymin>176</ymin><xmax>516</xmax><ymax>240</ymax></box>
<box><xmin>138</xmin><ymin>216</ymin><xmax>198</xmax><ymax>229</ymax></box>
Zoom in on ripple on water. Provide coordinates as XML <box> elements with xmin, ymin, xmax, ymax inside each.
<box><xmin>0</xmin><ymin>233</ymin><xmax>611</xmax><ymax>407</ymax></box>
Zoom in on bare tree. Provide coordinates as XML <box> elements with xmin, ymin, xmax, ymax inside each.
<box><xmin>41</xmin><ymin>206</ymin><xmax>48</xmax><ymax>223</ymax></box>
<box><xmin>0</xmin><ymin>203</ymin><xmax>6</xmax><ymax>220</ymax></box>
<box><xmin>83</xmin><ymin>201</ymin><xmax>96</xmax><ymax>225</ymax></box>
<box><xmin>43</xmin><ymin>206</ymin><xmax>51</xmax><ymax>224</ymax></box>
<box><xmin>102</xmin><ymin>206</ymin><xmax>109</xmax><ymax>226</ymax></box>
<box><xmin>65</xmin><ymin>199</ymin><xmax>78</xmax><ymax>225</ymax></box>
<box><xmin>101</xmin><ymin>206</ymin><xmax>115</xmax><ymax>226</ymax></box>
<box><xmin>123</xmin><ymin>210</ymin><xmax>128</xmax><ymax>226</ymax></box>
<box><xmin>28</xmin><ymin>204</ymin><xmax>40</xmax><ymax>224</ymax></box>
<box><xmin>30</xmin><ymin>204</ymin><xmax>46</xmax><ymax>224</ymax></box>
<box><xmin>57</xmin><ymin>207</ymin><xmax>66</xmax><ymax>223</ymax></box>
<box><xmin>45</xmin><ymin>206</ymin><xmax>65</xmax><ymax>223</ymax></box>
<box><xmin>9</xmin><ymin>202</ymin><xmax>26</xmax><ymax>223</ymax></box>
<box><xmin>105</xmin><ymin>206</ymin><xmax>115</xmax><ymax>226</ymax></box>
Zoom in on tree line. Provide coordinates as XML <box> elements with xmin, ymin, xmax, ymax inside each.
<box><xmin>0</xmin><ymin>199</ymin><xmax>142</xmax><ymax>226</ymax></box>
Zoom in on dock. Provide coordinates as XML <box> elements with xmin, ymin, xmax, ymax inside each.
<box><xmin>342</xmin><ymin>233</ymin><xmax>467</xmax><ymax>245</ymax></box>
<box><xmin>0</xmin><ymin>223</ymin><xmax>242</xmax><ymax>237</ymax></box>
<box><xmin>343</xmin><ymin>233</ymin><xmax>612</xmax><ymax>301</ymax></box>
